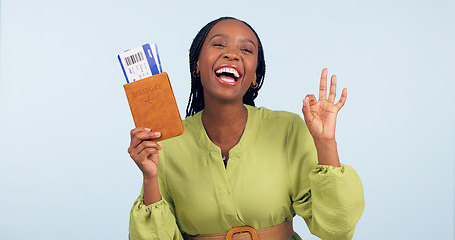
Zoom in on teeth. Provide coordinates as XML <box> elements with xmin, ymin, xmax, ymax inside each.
<box><xmin>216</xmin><ymin>67</ymin><xmax>239</xmax><ymax>78</ymax></box>
<box><xmin>219</xmin><ymin>76</ymin><xmax>235</xmax><ymax>83</ymax></box>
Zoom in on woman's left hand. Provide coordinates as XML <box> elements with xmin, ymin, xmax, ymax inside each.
<box><xmin>302</xmin><ymin>68</ymin><xmax>347</xmax><ymax>143</ymax></box>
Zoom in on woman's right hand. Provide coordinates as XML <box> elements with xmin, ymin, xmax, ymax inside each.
<box><xmin>128</xmin><ymin>127</ymin><xmax>162</xmax><ymax>179</ymax></box>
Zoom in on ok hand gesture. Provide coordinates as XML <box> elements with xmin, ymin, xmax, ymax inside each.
<box><xmin>302</xmin><ymin>68</ymin><xmax>347</xmax><ymax>143</ymax></box>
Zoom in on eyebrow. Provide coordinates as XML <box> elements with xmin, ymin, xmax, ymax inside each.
<box><xmin>209</xmin><ymin>34</ymin><xmax>257</xmax><ymax>49</ymax></box>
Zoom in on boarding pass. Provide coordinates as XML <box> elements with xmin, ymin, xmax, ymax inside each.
<box><xmin>118</xmin><ymin>43</ymin><xmax>163</xmax><ymax>83</ymax></box>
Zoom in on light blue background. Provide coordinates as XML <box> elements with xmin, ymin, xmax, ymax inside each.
<box><xmin>0</xmin><ymin>0</ymin><xmax>454</xmax><ymax>239</ymax></box>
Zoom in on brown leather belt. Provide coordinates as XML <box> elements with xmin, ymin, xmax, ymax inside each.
<box><xmin>183</xmin><ymin>221</ymin><xmax>294</xmax><ymax>240</ymax></box>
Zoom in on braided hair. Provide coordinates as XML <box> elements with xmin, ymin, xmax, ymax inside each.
<box><xmin>186</xmin><ymin>17</ymin><xmax>266</xmax><ymax>117</ymax></box>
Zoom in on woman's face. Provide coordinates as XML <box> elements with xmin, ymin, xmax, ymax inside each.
<box><xmin>197</xmin><ymin>19</ymin><xmax>259</xmax><ymax>104</ymax></box>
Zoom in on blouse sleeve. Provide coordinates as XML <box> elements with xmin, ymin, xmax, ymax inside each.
<box><xmin>287</xmin><ymin>115</ymin><xmax>365</xmax><ymax>240</ymax></box>
<box><xmin>129</xmin><ymin>150</ymin><xmax>184</xmax><ymax>240</ymax></box>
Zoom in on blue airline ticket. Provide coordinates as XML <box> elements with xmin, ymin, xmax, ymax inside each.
<box><xmin>118</xmin><ymin>43</ymin><xmax>163</xmax><ymax>83</ymax></box>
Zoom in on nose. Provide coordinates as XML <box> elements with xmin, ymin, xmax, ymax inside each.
<box><xmin>222</xmin><ymin>48</ymin><xmax>240</xmax><ymax>61</ymax></box>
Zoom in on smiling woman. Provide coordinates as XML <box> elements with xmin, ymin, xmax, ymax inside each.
<box><xmin>186</xmin><ymin>17</ymin><xmax>266</xmax><ymax>117</ymax></box>
<box><xmin>196</xmin><ymin>20</ymin><xmax>258</xmax><ymax>107</ymax></box>
<box><xmin>127</xmin><ymin>16</ymin><xmax>365</xmax><ymax>240</ymax></box>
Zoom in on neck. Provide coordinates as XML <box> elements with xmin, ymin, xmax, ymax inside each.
<box><xmin>201</xmin><ymin>101</ymin><xmax>248</xmax><ymax>155</ymax></box>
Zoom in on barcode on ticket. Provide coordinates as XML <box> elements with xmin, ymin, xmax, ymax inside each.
<box><xmin>124</xmin><ymin>52</ymin><xmax>145</xmax><ymax>66</ymax></box>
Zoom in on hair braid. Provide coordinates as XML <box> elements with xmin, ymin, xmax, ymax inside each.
<box><xmin>186</xmin><ymin>17</ymin><xmax>266</xmax><ymax>117</ymax></box>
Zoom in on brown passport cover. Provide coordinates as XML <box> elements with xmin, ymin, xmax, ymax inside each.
<box><xmin>123</xmin><ymin>72</ymin><xmax>184</xmax><ymax>142</ymax></box>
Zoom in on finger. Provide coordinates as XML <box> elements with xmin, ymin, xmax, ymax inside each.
<box><xmin>327</xmin><ymin>75</ymin><xmax>337</xmax><ymax>103</ymax></box>
<box><xmin>319</xmin><ymin>68</ymin><xmax>328</xmax><ymax>101</ymax></box>
<box><xmin>144</xmin><ymin>147</ymin><xmax>161</xmax><ymax>165</ymax></box>
<box><xmin>132</xmin><ymin>130</ymin><xmax>161</xmax><ymax>143</ymax></box>
<box><xmin>136</xmin><ymin>147</ymin><xmax>160</xmax><ymax>165</ymax></box>
<box><xmin>335</xmin><ymin>88</ymin><xmax>348</xmax><ymax>109</ymax></box>
<box><xmin>307</xmin><ymin>94</ymin><xmax>318</xmax><ymax>107</ymax></box>
<box><xmin>129</xmin><ymin>130</ymin><xmax>161</xmax><ymax>153</ymax></box>
<box><xmin>302</xmin><ymin>96</ymin><xmax>314</xmax><ymax>124</ymax></box>
<box><xmin>141</xmin><ymin>147</ymin><xmax>160</xmax><ymax>159</ymax></box>
<box><xmin>132</xmin><ymin>141</ymin><xmax>162</xmax><ymax>156</ymax></box>
<box><xmin>130</xmin><ymin>128</ymin><xmax>151</xmax><ymax>149</ymax></box>
<box><xmin>130</xmin><ymin>127</ymin><xmax>151</xmax><ymax>138</ymax></box>
<box><xmin>129</xmin><ymin>131</ymin><xmax>161</xmax><ymax>154</ymax></box>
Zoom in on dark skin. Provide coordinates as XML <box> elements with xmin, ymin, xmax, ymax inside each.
<box><xmin>196</xmin><ymin>19</ymin><xmax>259</xmax><ymax>158</ymax></box>
<box><xmin>128</xmin><ymin>19</ymin><xmax>346</xmax><ymax>205</ymax></box>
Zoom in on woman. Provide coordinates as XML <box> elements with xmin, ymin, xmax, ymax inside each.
<box><xmin>128</xmin><ymin>17</ymin><xmax>364</xmax><ymax>240</ymax></box>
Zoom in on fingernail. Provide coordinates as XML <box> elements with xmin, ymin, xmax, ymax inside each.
<box><xmin>144</xmin><ymin>128</ymin><xmax>151</xmax><ymax>131</ymax></box>
<box><xmin>154</xmin><ymin>132</ymin><xmax>161</xmax><ymax>136</ymax></box>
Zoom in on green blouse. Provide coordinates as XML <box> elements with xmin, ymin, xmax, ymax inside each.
<box><xmin>129</xmin><ymin>105</ymin><xmax>364</xmax><ymax>240</ymax></box>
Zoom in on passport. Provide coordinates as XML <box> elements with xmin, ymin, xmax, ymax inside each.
<box><xmin>119</xmin><ymin>44</ymin><xmax>184</xmax><ymax>141</ymax></box>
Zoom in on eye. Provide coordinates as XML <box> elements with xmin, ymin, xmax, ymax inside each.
<box><xmin>241</xmin><ymin>48</ymin><xmax>253</xmax><ymax>54</ymax></box>
<box><xmin>213</xmin><ymin>43</ymin><xmax>225</xmax><ymax>47</ymax></box>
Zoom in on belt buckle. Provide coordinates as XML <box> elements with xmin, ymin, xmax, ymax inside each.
<box><xmin>226</xmin><ymin>226</ymin><xmax>258</xmax><ymax>240</ymax></box>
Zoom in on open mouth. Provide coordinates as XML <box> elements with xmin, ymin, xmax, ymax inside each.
<box><xmin>215</xmin><ymin>67</ymin><xmax>241</xmax><ymax>85</ymax></box>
